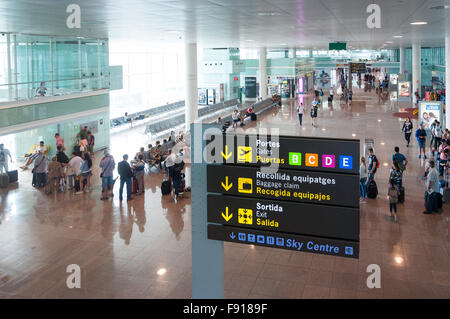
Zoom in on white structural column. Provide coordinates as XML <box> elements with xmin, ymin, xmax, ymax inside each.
<box><xmin>399</xmin><ymin>47</ymin><xmax>405</xmax><ymax>75</ymax></box>
<box><xmin>259</xmin><ymin>47</ymin><xmax>267</xmax><ymax>99</ymax></box>
<box><xmin>412</xmin><ymin>41</ymin><xmax>421</xmax><ymax>97</ymax></box>
<box><xmin>446</xmin><ymin>35</ymin><xmax>450</xmax><ymax>129</ymax></box>
<box><xmin>185</xmin><ymin>42</ymin><xmax>198</xmax><ymax>125</ymax></box>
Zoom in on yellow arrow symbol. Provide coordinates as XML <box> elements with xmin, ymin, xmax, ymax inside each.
<box><xmin>221</xmin><ymin>207</ymin><xmax>233</xmax><ymax>222</ymax></box>
<box><xmin>221</xmin><ymin>176</ymin><xmax>233</xmax><ymax>191</ymax></box>
<box><xmin>221</xmin><ymin>145</ymin><xmax>232</xmax><ymax>160</ymax></box>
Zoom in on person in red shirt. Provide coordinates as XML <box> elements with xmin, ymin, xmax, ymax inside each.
<box><xmin>54</xmin><ymin>133</ymin><xmax>65</xmax><ymax>151</ymax></box>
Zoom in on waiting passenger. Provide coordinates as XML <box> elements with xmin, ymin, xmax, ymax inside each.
<box><xmin>232</xmin><ymin>109</ymin><xmax>240</xmax><ymax>129</ymax></box>
<box><xmin>388</xmin><ymin>184</ymin><xmax>399</xmax><ymax>222</ymax></box>
<box><xmin>367</xmin><ymin>148</ymin><xmax>379</xmax><ymax>181</ymax></box>
<box><xmin>118</xmin><ymin>154</ymin><xmax>133</xmax><ymax>202</ymax></box>
<box><xmin>35</xmin><ymin>82</ymin><xmax>47</xmax><ymax>97</ymax></box>
<box><xmin>33</xmin><ymin>151</ymin><xmax>49</xmax><ymax>188</ymax></box>
<box><xmin>46</xmin><ymin>156</ymin><xmax>63</xmax><ymax>194</ymax></box>
<box><xmin>78</xmin><ymin>152</ymin><xmax>93</xmax><ymax>194</ymax></box>
<box><xmin>67</xmin><ymin>152</ymin><xmax>83</xmax><ymax>190</ymax></box>
<box><xmin>133</xmin><ymin>155</ymin><xmax>145</xmax><ymax>195</ymax></box>
<box><xmin>0</xmin><ymin>144</ymin><xmax>12</xmax><ymax>174</ymax></box>
<box><xmin>359</xmin><ymin>157</ymin><xmax>367</xmax><ymax>203</ymax></box>
<box><xmin>99</xmin><ymin>149</ymin><xmax>115</xmax><ymax>200</ymax></box>
<box><xmin>21</xmin><ymin>141</ymin><xmax>47</xmax><ymax>169</ymax></box>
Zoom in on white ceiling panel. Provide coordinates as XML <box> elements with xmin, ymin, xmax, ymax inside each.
<box><xmin>0</xmin><ymin>0</ymin><xmax>449</xmax><ymax>48</ymax></box>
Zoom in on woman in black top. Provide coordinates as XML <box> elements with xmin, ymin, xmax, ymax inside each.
<box><xmin>402</xmin><ymin>117</ymin><xmax>413</xmax><ymax>147</ymax></box>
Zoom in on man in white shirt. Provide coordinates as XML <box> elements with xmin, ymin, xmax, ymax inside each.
<box><xmin>424</xmin><ymin>160</ymin><xmax>440</xmax><ymax>214</ymax></box>
<box><xmin>0</xmin><ymin>144</ymin><xmax>12</xmax><ymax>173</ymax></box>
<box><xmin>67</xmin><ymin>152</ymin><xmax>83</xmax><ymax>190</ymax></box>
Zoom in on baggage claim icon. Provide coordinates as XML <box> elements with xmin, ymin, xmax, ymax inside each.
<box><xmin>238</xmin><ymin>208</ymin><xmax>253</xmax><ymax>225</ymax></box>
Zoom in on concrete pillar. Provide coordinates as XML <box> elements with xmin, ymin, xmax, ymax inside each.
<box><xmin>259</xmin><ymin>47</ymin><xmax>267</xmax><ymax>99</ymax></box>
<box><xmin>185</xmin><ymin>42</ymin><xmax>198</xmax><ymax>125</ymax></box>
<box><xmin>446</xmin><ymin>36</ymin><xmax>450</xmax><ymax>130</ymax></box>
<box><xmin>412</xmin><ymin>41</ymin><xmax>421</xmax><ymax>97</ymax></box>
<box><xmin>399</xmin><ymin>47</ymin><xmax>405</xmax><ymax>75</ymax></box>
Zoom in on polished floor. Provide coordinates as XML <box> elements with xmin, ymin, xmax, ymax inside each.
<box><xmin>0</xmin><ymin>88</ymin><xmax>449</xmax><ymax>299</ymax></box>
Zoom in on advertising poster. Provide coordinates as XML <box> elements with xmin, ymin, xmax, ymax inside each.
<box><xmin>399</xmin><ymin>81</ymin><xmax>410</xmax><ymax>97</ymax></box>
<box><xmin>390</xmin><ymin>74</ymin><xmax>398</xmax><ymax>85</ymax></box>
<box><xmin>198</xmin><ymin>88</ymin><xmax>207</xmax><ymax>105</ymax></box>
<box><xmin>419</xmin><ymin>101</ymin><xmax>442</xmax><ymax>130</ymax></box>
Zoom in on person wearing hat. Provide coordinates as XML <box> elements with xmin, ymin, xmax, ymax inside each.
<box><xmin>99</xmin><ymin>149</ymin><xmax>115</xmax><ymax>200</ymax></box>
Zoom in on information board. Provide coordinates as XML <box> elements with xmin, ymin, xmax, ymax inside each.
<box><xmin>208</xmin><ymin>224</ymin><xmax>359</xmax><ymax>258</ymax></box>
<box><xmin>207</xmin><ymin>194</ymin><xmax>359</xmax><ymax>240</ymax></box>
<box><xmin>209</xmin><ymin>134</ymin><xmax>360</xmax><ymax>175</ymax></box>
<box><xmin>205</xmin><ymin>132</ymin><xmax>360</xmax><ymax>259</ymax></box>
<box><xmin>207</xmin><ymin>165</ymin><xmax>360</xmax><ymax>208</ymax></box>
<box><xmin>350</xmin><ymin>62</ymin><xmax>366</xmax><ymax>73</ymax></box>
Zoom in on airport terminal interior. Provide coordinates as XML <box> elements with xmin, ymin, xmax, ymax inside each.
<box><xmin>0</xmin><ymin>0</ymin><xmax>449</xmax><ymax>299</ymax></box>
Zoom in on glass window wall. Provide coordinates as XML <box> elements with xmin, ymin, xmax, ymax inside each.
<box><xmin>0</xmin><ymin>33</ymin><xmax>109</xmax><ymax>104</ymax></box>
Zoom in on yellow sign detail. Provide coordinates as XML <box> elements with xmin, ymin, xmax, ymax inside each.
<box><xmin>237</xmin><ymin>146</ymin><xmax>252</xmax><ymax>163</ymax></box>
<box><xmin>221</xmin><ymin>176</ymin><xmax>233</xmax><ymax>191</ymax></box>
<box><xmin>238</xmin><ymin>208</ymin><xmax>253</xmax><ymax>225</ymax></box>
<box><xmin>238</xmin><ymin>177</ymin><xmax>253</xmax><ymax>194</ymax></box>
<box><xmin>221</xmin><ymin>145</ymin><xmax>232</xmax><ymax>160</ymax></box>
<box><xmin>221</xmin><ymin>207</ymin><xmax>233</xmax><ymax>222</ymax></box>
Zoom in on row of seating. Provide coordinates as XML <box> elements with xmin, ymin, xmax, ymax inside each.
<box><xmin>220</xmin><ymin>98</ymin><xmax>278</xmax><ymax>128</ymax></box>
<box><xmin>110</xmin><ymin>100</ymin><xmax>185</xmax><ymax>127</ymax></box>
<box><xmin>145</xmin><ymin>98</ymin><xmax>241</xmax><ymax>135</ymax></box>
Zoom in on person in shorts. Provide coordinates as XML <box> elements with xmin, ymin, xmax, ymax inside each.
<box><xmin>232</xmin><ymin>109</ymin><xmax>240</xmax><ymax>129</ymax></box>
<box><xmin>99</xmin><ymin>149</ymin><xmax>115</xmax><ymax>200</ymax></box>
<box><xmin>415</xmin><ymin>123</ymin><xmax>427</xmax><ymax>159</ymax></box>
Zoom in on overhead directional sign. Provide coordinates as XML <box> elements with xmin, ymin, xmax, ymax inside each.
<box><xmin>208</xmin><ymin>224</ymin><xmax>359</xmax><ymax>258</ymax></box>
<box><xmin>209</xmin><ymin>134</ymin><xmax>359</xmax><ymax>175</ymax></box>
<box><xmin>350</xmin><ymin>62</ymin><xmax>366</xmax><ymax>73</ymax></box>
<box><xmin>207</xmin><ymin>194</ymin><xmax>359</xmax><ymax>241</ymax></box>
<box><xmin>207</xmin><ymin>165</ymin><xmax>360</xmax><ymax>208</ymax></box>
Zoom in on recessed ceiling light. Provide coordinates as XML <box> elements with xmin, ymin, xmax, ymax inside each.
<box><xmin>393</xmin><ymin>35</ymin><xmax>403</xmax><ymax>38</ymax></box>
<box><xmin>258</xmin><ymin>12</ymin><xmax>281</xmax><ymax>16</ymax></box>
<box><xmin>410</xmin><ymin>21</ymin><xmax>428</xmax><ymax>25</ymax></box>
<box><xmin>280</xmin><ymin>43</ymin><xmax>287</xmax><ymax>46</ymax></box>
<box><xmin>157</xmin><ymin>268</ymin><xmax>167</xmax><ymax>276</ymax></box>
<box><xmin>385</xmin><ymin>41</ymin><xmax>393</xmax><ymax>44</ymax></box>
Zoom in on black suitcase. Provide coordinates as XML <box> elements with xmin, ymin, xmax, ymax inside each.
<box><xmin>161</xmin><ymin>179</ymin><xmax>171</xmax><ymax>195</ymax></box>
<box><xmin>32</xmin><ymin>173</ymin><xmax>37</xmax><ymax>187</ymax></box>
<box><xmin>367</xmin><ymin>179</ymin><xmax>378</xmax><ymax>199</ymax></box>
<box><xmin>74</xmin><ymin>179</ymin><xmax>81</xmax><ymax>192</ymax></box>
<box><xmin>398</xmin><ymin>186</ymin><xmax>405</xmax><ymax>203</ymax></box>
<box><xmin>7</xmin><ymin>170</ymin><xmax>18</xmax><ymax>183</ymax></box>
<box><xmin>328</xmin><ymin>96</ymin><xmax>332</xmax><ymax>102</ymax></box>
<box><xmin>251</xmin><ymin>113</ymin><xmax>257</xmax><ymax>121</ymax></box>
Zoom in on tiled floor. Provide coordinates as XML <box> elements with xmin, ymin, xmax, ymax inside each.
<box><xmin>0</xmin><ymin>88</ymin><xmax>449</xmax><ymax>299</ymax></box>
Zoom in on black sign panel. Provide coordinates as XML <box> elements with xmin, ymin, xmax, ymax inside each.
<box><xmin>209</xmin><ymin>134</ymin><xmax>359</xmax><ymax>175</ymax></box>
<box><xmin>350</xmin><ymin>62</ymin><xmax>366</xmax><ymax>73</ymax></box>
<box><xmin>208</xmin><ymin>224</ymin><xmax>359</xmax><ymax>259</ymax></box>
<box><xmin>207</xmin><ymin>165</ymin><xmax>359</xmax><ymax>208</ymax></box>
<box><xmin>207</xmin><ymin>194</ymin><xmax>359</xmax><ymax>240</ymax></box>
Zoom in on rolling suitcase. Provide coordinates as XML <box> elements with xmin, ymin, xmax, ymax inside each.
<box><xmin>398</xmin><ymin>186</ymin><xmax>405</xmax><ymax>203</ymax></box>
<box><xmin>161</xmin><ymin>179</ymin><xmax>171</xmax><ymax>195</ymax></box>
<box><xmin>0</xmin><ymin>173</ymin><xmax>9</xmax><ymax>188</ymax></box>
<box><xmin>367</xmin><ymin>179</ymin><xmax>378</xmax><ymax>199</ymax></box>
<box><xmin>7</xmin><ymin>170</ymin><xmax>18</xmax><ymax>183</ymax></box>
<box><xmin>131</xmin><ymin>177</ymin><xmax>138</xmax><ymax>194</ymax></box>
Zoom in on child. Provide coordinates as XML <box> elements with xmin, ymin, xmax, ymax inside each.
<box><xmin>388</xmin><ymin>184</ymin><xmax>399</xmax><ymax>222</ymax></box>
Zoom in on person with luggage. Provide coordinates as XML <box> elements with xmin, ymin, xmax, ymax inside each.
<box><xmin>99</xmin><ymin>149</ymin><xmax>115</xmax><ymax>200</ymax></box>
<box><xmin>392</xmin><ymin>146</ymin><xmax>408</xmax><ymax>172</ymax></box>
<box><xmin>424</xmin><ymin>160</ymin><xmax>441</xmax><ymax>214</ymax></box>
<box><xmin>118</xmin><ymin>154</ymin><xmax>133</xmax><ymax>202</ymax></box>
<box><xmin>33</xmin><ymin>150</ymin><xmax>49</xmax><ymax>188</ymax></box>
<box><xmin>46</xmin><ymin>156</ymin><xmax>63</xmax><ymax>194</ymax></box>
<box><xmin>133</xmin><ymin>154</ymin><xmax>145</xmax><ymax>195</ymax></box>
<box><xmin>402</xmin><ymin>118</ymin><xmax>413</xmax><ymax>147</ymax></box>
<box><xmin>297</xmin><ymin>102</ymin><xmax>305</xmax><ymax>126</ymax></box>
<box><xmin>415</xmin><ymin>124</ymin><xmax>427</xmax><ymax>159</ymax></box>
<box><xmin>367</xmin><ymin>148</ymin><xmax>379</xmax><ymax>181</ymax></box>
<box><xmin>78</xmin><ymin>152</ymin><xmax>93</xmax><ymax>194</ymax></box>
<box><xmin>388</xmin><ymin>184</ymin><xmax>399</xmax><ymax>222</ymax></box>
<box><xmin>438</xmin><ymin>140</ymin><xmax>450</xmax><ymax>176</ymax></box>
<box><xmin>310</xmin><ymin>98</ymin><xmax>319</xmax><ymax>127</ymax></box>
<box><xmin>360</xmin><ymin>157</ymin><xmax>368</xmax><ymax>203</ymax></box>
<box><xmin>67</xmin><ymin>152</ymin><xmax>83</xmax><ymax>190</ymax></box>
<box><xmin>0</xmin><ymin>144</ymin><xmax>12</xmax><ymax>174</ymax></box>
<box><xmin>389</xmin><ymin>161</ymin><xmax>403</xmax><ymax>189</ymax></box>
